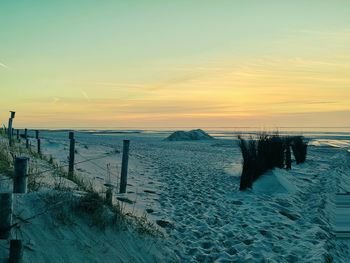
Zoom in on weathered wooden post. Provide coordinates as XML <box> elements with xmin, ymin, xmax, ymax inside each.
<box><xmin>35</xmin><ymin>130</ymin><xmax>41</xmax><ymax>155</ymax></box>
<box><xmin>0</xmin><ymin>193</ymin><xmax>13</xmax><ymax>239</ymax></box>
<box><xmin>24</xmin><ymin>129</ymin><xmax>29</xmax><ymax>149</ymax></box>
<box><xmin>8</xmin><ymin>111</ymin><xmax>15</xmax><ymax>146</ymax></box>
<box><xmin>7</xmin><ymin>119</ymin><xmax>12</xmax><ymax>139</ymax></box>
<box><xmin>68</xmin><ymin>132</ymin><xmax>75</xmax><ymax>179</ymax></box>
<box><xmin>37</xmin><ymin>139</ymin><xmax>41</xmax><ymax>155</ymax></box>
<box><xmin>13</xmin><ymin>157</ymin><xmax>29</xmax><ymax>194</ymax></box>
<box><xmin>9</xmin><ymin>239</ymin><xmax>23</xmax><ymax>263</ymax></box>
<box><xmin>119</xmin><ymin>140</ymin><xmax>130</xmax><ymax>194</ymax></box>
<box><xmin>105</xmin><ymin>187</ymin><xmax>113</xmax><ymax>206</ymax></box>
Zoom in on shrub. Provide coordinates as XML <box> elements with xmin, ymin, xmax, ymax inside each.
<box><xmin>76</xmin><ymin>191</ymin><xmax>105</xmax><ymax>214</ymax></box>
<box><xmin>0</xmin><ymin>142</ymin><xmax>13</xmax><ymax>177</ymax></box>
<box><xmin>238</xmin><ymin>137</ymin><xmax>256</xmax><ymax>190</ymax></box>
<box><xmin>238</xmin><ymin>133</ymin><xmax>307</xmax><ymax>191</ymax></box>
<box><xmin>291</xmin><ymin>136</ymin><xmax>308</xmax><ymax>164</ymax></box>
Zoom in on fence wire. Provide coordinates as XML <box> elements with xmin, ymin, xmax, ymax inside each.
<box><xmin>0</xmin><ymin>177</ymin><xmax>12</xmax><ymax>182</ymax></box>
<box><xmin>75</xmin><ymin>151</ymin><xmax>120</xmax><ymax>178</ymax></box>
<box><xmin>26</xmin><ymin>154</ymin><xmax>113</xmax><ymax>177</ymax></box>
<box><xmin>1</xmin><ymin>137</ymin><xmax>121</xmax><ymax>190</ymax></box>
<box><xmin>0</xmin><ymin>131</ymin><xmax>150</xmax><ymax>256</ymax></box>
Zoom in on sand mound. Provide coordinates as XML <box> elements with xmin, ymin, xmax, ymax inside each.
<box><xmin>166</xmin><ymin>129</ymin><xmax>213</xmax><ymax>141</ymax></box>
<box><xmin>253</xmin><ymin>169</ymin><xmax>298</xmax><ymax>194</ymax></box>
<box><xmin>0</xmin><ymin>191</ymin><xmax>175</xmax><ymax>263</ymax></box>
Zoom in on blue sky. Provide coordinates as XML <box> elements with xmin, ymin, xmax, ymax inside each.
<box><xmin>0</xmin><ymin>0</ymin><xmax>350</xmax><ymax>128</ymax></box>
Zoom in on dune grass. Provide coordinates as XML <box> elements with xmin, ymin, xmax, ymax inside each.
<box><xmin>0</xmin><ymin>140</ymin><xmax>13</xmax><ymax>177</ymax></box>
<box><xmin>291</xmin><ymin>136</ymin><xmax>308</xmax><ymax>164</ymax></box>
<box><xmin>0</xmin><ymin>132</ymin><xmax>161</xmax><ymax>237</ymax></box>
<box><xmin>238</xmin><ymin>133</ymin><xmax>308</xmax><ymax>191</ymax></box>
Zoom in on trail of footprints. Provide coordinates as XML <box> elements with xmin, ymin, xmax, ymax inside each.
<box><xmin>138</xmin><ymin>142</ymin><xmax>348</xmax><ymax>262</ymax></box>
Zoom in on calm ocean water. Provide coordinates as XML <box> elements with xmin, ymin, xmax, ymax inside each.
<box><xmin>31</xmin><ymin>127</ymin><xmax>350</xmax><ymax>141</ymax></box>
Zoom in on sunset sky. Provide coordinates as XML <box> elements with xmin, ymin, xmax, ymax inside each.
<box><xmin>0</xmin><ymin>0</ymin><xmax>350</xmax><ymax>129</ymax></box>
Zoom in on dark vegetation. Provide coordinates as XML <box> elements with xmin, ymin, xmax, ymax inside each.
<box><xmin>0</xmin><ymin>141</ymin><xmax>13</xmax><ymax>177</ymax></box>
<box><xmin>238</xmin><ymin>133</ymin><xmax>308</xmax><ymax>191</ymax></box>
<box><xmin>291</xmin><ymin>136</ymin><xmax>308</xmax><ymax>164</ymax></box>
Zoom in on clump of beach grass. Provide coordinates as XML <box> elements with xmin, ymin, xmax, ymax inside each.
<box><xmin>0</xmin><ymin>131</ymin><xmax>161</xmax><ymax>239</ymax></box>
<box><xmin>0</xmin><ymin>140</ymin><xmax>13</xmax><ymax>177</ymax></box>
<box><xmin>291</xmin><ymin>136</ymin><xmax>308</xmax><ymax>164</ymax></box>
<box><xmin>238</xmin><ymin>133</ymin><xmax>308</xmax><ymax>191</ymax></box>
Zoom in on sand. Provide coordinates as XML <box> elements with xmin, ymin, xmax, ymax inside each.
<box><xmin>2</xmin><ymin>130</ymin><xmax>350</xmax><ymax>262</ymax></box>
<box><xmin>0</xmin><ymin>190</ymin><xmax>175</xmax><ymax>263</ymax></box>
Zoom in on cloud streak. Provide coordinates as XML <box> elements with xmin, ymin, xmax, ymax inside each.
<box><xmin>81</xmin><ymin>90</ymin><xmax>90</xmax><ymax>101</ymax></box>
<box><xmin>0</xmin><ymin>61</ymin><xmax>9</xmax><ymax>69</ymax></box>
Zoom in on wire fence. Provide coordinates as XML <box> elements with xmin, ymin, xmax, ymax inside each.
<box><xmin>0</xmin><ymin>132</ymin><xmax>124</xmax><ymax>257</ymax></box>
<box><xmin>0</xmin><ymin>130</ymin><xmax>125</xmax><ymax>194</ymax></box>
<box><xmin>0</xmin><ymin>177</ymin><xmax>12</xmax><ymax>182</ymax></box>
<box><xmin>26</xmin><ymin>153</ymin><xmax>114</xmax><ymax>178</ymax></box>
<box><xmin>0</xmin><ymin>126</ymin><xmax>131</xmax><ymax>261</ymax></box>
<box><xmin>0</xmin><ymin>150</ymin><xmax>117</xmax><ymax>185</ymax></box>
<box><xmin>75</xmin><ymin>151</ymin><xmax>120</xmax><ymax>178</ymax></box>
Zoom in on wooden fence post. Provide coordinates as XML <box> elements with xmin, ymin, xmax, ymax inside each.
<box><xmin>0</xmin><ymin>193</ymin><xmax>13</xmax><ymax>239</ymax></box>
<box><xmin>24</xmin><ymin>129</ymin><xmax>29</xmax><ymax>149</ymax></box>
<box><xmin>7</xmin><ymin>118</ymin><xmax>11</xmax><ymax>137</ymax></box>
<box><xmin>7</xmin><ymin>119</ymin><xmax>12</xmax><ymax>145</ymax></box>
<box><xmin>68</xmin><ymin>132</ymin><xmax>75</xmax><ymax>179</ymax></box>
<box><xmin>119</xmin><ymin>140</ymin><xmax>130</xmax><ymax>194</ymax></box>
<box><xmin>13</xmin><ymin>157</ymin><xmax>29</xmax><ymax>194</ymax></box>
<box><xmin>35</xmin><ymin>130</ymin><xmax>40</xmax><ymax>154</ymax></box>
<box><xmin>37</xmin><ymin>139</ymin><xmax>41</xmax><ymax>155</ymax></box>
<box><xmin>9</xmin><ymin>239</ymin><xmax>23</xmax><ymax>263</ymax></box>
<box><xmin>8</xmin><ymin>112</ymin><xmax>15</xmax><ymax>146</ymax></box>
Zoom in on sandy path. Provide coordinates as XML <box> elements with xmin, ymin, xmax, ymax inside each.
<box><xmin>140</xmin><ymin>141</ymin><xmax>350</xmax><ymax>262</ymax></box>
<box><xmin>26</xmin><ymin>131</ymin><xmax>350</xmax><ymax>262</ymax></box>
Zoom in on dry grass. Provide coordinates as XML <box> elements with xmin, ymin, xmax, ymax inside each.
<box><xmin>0</xmin><ymin>131</ymin><xmax>161</xmax><ymax>238</ymax></box>
<box><xmin>238</xmin><ymin>133</ymin><xmax>308</xmax><ymax>191</ymax></box>
<box><xmin>0</xmin><ymin>140</ymin><xmax>13</xmax><ymax>177</ymax></box>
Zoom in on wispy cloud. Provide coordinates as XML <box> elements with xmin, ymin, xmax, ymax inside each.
<box><xmin>51</xmin><ymin>97</ymin><xmax>61</xmax><ymax>104</ymax></box>
<box><xmin>81</xmin><ymin>90</ymin><xmax>90</xmax><ymax>101</ymax></box>
<box><xmin>295</xmin><ymin>29</ymin><xmax>350</xmax><ymax>38</ymax></box>
<box><xmin>83</xmin><ymin>81</ymin><xmax>146</xmax><ymax>89</ymax></box>
<box><xmin>0</xmin><ymin>61</ymin><xmax>9</xmax><ymax>69</ymax></box>
<box><xmin>148</xmin><ymin>72</ymin><xmax>204</xmax><ymax>91</ymax></box>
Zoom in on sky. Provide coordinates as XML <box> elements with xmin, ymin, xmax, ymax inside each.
<box><xmin>0</xmin><ymin>0</ymin><xmax>350</xmax><ymax>129</ymax></box>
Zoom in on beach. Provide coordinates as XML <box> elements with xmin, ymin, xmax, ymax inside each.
<box><xmin>7</xmin><ymin>129</ymin><xmax>347</xmax><ymax>262</ymax></box>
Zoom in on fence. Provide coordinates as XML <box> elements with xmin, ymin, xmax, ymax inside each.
<box><xmin>0</xmin><ymin>113</ymin><xmax>132</xmax><ymax>262</ymax></box>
